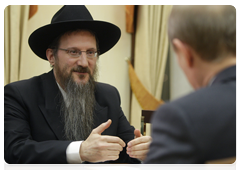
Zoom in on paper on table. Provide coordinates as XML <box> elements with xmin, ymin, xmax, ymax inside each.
<box><xmin>85</xmin><ymin>166</ymin><xmax>140</xmax><ymax>170</ymax></box>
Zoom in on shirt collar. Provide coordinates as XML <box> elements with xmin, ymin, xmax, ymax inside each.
<box><xmin>56</xmin><ymin>82</ymin><xmax>67</xmax><ymax>103</ymax></box>
<box><xmin>208</xmin><ymin>76</ymin><xmax>216</xmax><ymax>87</ymax></box>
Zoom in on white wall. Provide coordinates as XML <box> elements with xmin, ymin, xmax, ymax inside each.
<box><xmin>20</xmin><ymin>5</ymin><xmax>62</xmax><ymax>80</ymax></box>
<box><xmin>20</xmin><ymin>5</ymin><xmax>131</xmax><ymax>120</ymax></box>
<box><xmin>169</xmin><ymin>48</ymin><xmax>193</xmax><ymax>100</ymax></box>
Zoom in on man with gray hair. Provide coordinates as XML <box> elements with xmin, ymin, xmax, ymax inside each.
<box><xmin>144</xmin><ymin>5</ymin><xmax>236</xmax><ymax>163</ymax></box>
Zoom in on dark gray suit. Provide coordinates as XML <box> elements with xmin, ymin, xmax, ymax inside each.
<box><xmin>144</xmin><ymin>65</ymin><xmax>236</xmax><ymax>164</ymax></box>
<box><xmin>5</xmin><ymin>70</ymin><xmax>140</xmax><ymax>164</ymax></box>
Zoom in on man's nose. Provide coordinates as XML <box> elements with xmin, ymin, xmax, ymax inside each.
<box><xmin>76</xmin><ymin>54</ymin><xmax>88</xmax><ymax>67</ymax></box>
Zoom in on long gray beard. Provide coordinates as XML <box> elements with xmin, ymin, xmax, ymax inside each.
<box><xmin>54</xmin><ymin>56</ymin><xmax>99</xmax><ymax>141</ymax></box>
<box><xmin>61</xmin><ymin>75</ymin><xmax>96</xmax><ymax>141</ymax></box>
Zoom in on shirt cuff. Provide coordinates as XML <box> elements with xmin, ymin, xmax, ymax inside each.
<box><xmin>66</xmin><ymin>141</ymin><xmax>83</xmax><ymax>164</ymax></box>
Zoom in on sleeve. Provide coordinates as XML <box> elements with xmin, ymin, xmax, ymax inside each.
<box><xmin>66</xmin><ymin>141</ymin><xmax>83</xmax><ymax>163</ymax></box>
<box><xmin>4</xmin><ymin>84</ymin><xmax>72</xmax><ymax>164</ymax></box>
<box><xmin>144</xmin><ymin>103</ymin><xmax>199</xmax><ymax>164</ymax></box>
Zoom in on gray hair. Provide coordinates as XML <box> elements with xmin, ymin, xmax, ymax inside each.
<box><xmin>168</xmin><ymin>5</ymin><xmax>236</xmax><ymax>61</ymax></box>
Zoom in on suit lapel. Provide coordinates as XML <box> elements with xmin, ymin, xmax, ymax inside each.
<box><xmin>39</xmin><ymin>70</ymin><xmax>66</xmax><ymax>140</ymax></box>
<box><xmin>93</xmin><ymin>83</ymin><xmax>110</xmax><ymax>134</ymax></box>
<box><xmin>93</xmin><ymin>102</ymin><xmax>108</xmax><ymax>130</ymax></box>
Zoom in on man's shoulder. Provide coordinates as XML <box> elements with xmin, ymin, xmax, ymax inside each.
<box><xmin>95</xmin><ymin>82</ymin><xmax>118</xmax><ymax>94</ymax></box>
<box><xmin>4</xmin><ymin>71</ymin><xmax>51</xmax><ymax>91</ymax></box>
<box><xmin>95</xmin><ymin>82</ymin><xmax>120</xmax><ymax>105</ymax></box>
<box><xmin>155</xmin><ymin>84</ymin><xmax>235</xmax><ymax>122</ymax></box>
<box><xmin>169</xmin><ymin>83</ymin><xmax>234</xmax><ymax>108</ymax></box>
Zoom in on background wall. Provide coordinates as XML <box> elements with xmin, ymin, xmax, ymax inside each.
<box><xmin>169</xmin><ymin>48</ymin><xmax>193</xmax><ymax>100</ymax></box>
<box><xmin>19</xmin><ymin>5</ymin><xmax>132</xmax><ymax>120</ymax></box>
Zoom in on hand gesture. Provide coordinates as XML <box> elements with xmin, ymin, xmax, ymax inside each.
<box><xmin>79</xmin><ymin>119</ymin><xmax>126</xmax><ymax>162</ymax></box>
<box><xmin>126</xmin><ymin>129</ymin><xmax>152</xmax><ymax>161</ymax></box>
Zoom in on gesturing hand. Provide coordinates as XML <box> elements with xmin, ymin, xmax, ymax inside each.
<box><xmin>126</xmin><ymin>129</ymin><xmax>152</xmax><ymax>161</ymax></box>
<box><xmin>79</xmin><ymin>119</ymin><xmax>126</xmax><ymax>163</ymax></box>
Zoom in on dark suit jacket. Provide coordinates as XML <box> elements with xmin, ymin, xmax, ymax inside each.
<box><xmin>144</xmin><ymin>65</ymin><xmax>236</xmax><ymax>164</ymax></box>
<box><xmin>5</xmin><ymin>70</ymin><xmax>140</xmax><ymax>164</ymax></box>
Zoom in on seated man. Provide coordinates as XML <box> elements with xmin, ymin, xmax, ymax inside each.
<box><xmin>144</xmin><ymin>5</ymin><xmax>236</xmax><ymax>163</ymax></box>
<box><xmin>4</xmin><ymin>5</ymin><xmax>151</xmax><ymax>164</ymax></box>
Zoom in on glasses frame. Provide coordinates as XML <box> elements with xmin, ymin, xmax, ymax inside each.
<box><xmin>58</xmin><ymin>48</ymin><xmax>98</xmax><ymax>59</ymax></box>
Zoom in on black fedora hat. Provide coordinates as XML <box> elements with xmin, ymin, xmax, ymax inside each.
<box><xmin>28</xmin><ymin>5</ymin><xmax>121</xmax><ymax>60</ymax></box>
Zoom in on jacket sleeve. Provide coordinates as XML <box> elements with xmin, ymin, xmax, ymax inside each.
<box><xmin>4</xmin><ymin>83</ymin><xmax>72</xmax><ymax>164</ymax></box>
<box><xmin>144</xmin><ymin>103</ymin><xmax>199</xmax><ymax>164</ymax></box>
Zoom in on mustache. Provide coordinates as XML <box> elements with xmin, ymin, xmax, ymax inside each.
<box><xmin>71</xmin><ymin>66</ymin><xmax>91</xmax><ymax>74</ymax></box>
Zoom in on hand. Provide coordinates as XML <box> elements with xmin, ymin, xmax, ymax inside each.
<box><xmin>126</xmin><ymin>129</ymin><xmax>152</xmax><ymax>161</ymax></box>
<box><xmin>79</xmin><ymin>119</ymin><xmax>126</xmax><ymax>163</ymax></box>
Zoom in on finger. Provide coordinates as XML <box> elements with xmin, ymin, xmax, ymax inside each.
<box><xmin>100</xmin><ymin>151</ymin><xmax>120</xmax><ymax>162</ymax></box>
<box><xmin>99</xmin><ymin>155</ymin><xmax>120</xmax><ymax>162</ymax></box>
<box><xmin>104</xmin><ymin>155</ymin><xmax>119</xmax><ymax>161</ymax></box>
<box><xmin>127</xmin><ymin>149</ymin><xmax>148</xmax><ymax>156</ymax></box>
<box><xmin>134</xmin><ymin>129</ymin><xmax>142</xmax><ymax>138</ymax></box>
<box><xmin>127</xmin><ymin>136</ymin><xmax>152</xmax><ymax>147</ymax></box>
<box><xmin>127</xmin><ymin>149</ymin><xmax>149</xmax><ymax>159</ymax></box>
<box><xmin>102</xmin><ymin>135</ymin><xmax>126</xmax><ymax>147</ymax></box>
<box><xmin>106</xmin><ymin>150</ymin><xmax>121</xmax><ymax>156</ymax></box>
<box><xmin>101</xmin><ymin>143</ymin><xmax>124</xmax><ymax>151</ymax></box>
<box><xmin>127</xmin><ymin>142</ymin><xmax>150</xmax><ymax>152</ymax></box>
<box><xmin>93</xmin><ymin>119</ymin><xmax>112</xmax><ymax>134</ymax></box>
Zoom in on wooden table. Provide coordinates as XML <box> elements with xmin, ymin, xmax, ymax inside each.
<box><xmin>4</xmin><ymin>163</ymin><xmax>139</xmax><ymax>170</ymax></box>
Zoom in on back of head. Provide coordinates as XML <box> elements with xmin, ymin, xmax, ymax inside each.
<box><xmin>168</xmin><ymin>5</ymin><xmax>236</xmax><ymax>61</ymax></box>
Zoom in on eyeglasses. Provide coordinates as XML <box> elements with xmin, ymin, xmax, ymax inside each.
<box><xmin>58</xmin><ymin>48</ymin><xmax>98</xmax><ymax>59</ymax></box>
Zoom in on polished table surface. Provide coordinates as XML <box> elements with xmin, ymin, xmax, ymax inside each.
<box><xmin>4</xmin><ymin>163</ymin><xmax>139</xmax><ymax>170</ymax></box>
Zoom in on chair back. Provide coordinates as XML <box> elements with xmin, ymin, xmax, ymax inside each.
<box><xmin>141</xmin><ymin>110</ymin><xmax>155</xmax><ymax>135</ymax></box>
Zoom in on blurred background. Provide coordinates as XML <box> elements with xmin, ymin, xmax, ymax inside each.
<box><xmin>4</xmin><ymin>5</ymin><xmax>193</xmax><ymax>133</ymax></box>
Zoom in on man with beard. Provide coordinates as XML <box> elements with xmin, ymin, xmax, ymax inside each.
<box><xmin>4</xmin><ymin>5</ymin><xmax>151</xmax><ymax>164</ymax></box>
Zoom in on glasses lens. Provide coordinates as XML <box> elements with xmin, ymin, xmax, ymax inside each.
<box><xmin>68</xmin><ymin>49</ymin><xmax>79</xmax><ymax>57</ymax></box>
<box><xmin>86</xmin><ymin>50</ymin><xmax>96</xmax><ymax>58</ymax></box>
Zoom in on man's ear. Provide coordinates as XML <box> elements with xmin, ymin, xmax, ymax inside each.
<box><xmin>46</xmin><ymin>49</ymin><xmax>55</xmax><ymax>67</ymax></box>
<box><xmin>172</xmin><ymin>38</ymin><xmax>194</xmax><ymax>68</ymax></box>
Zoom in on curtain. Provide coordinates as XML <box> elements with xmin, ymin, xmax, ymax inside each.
<box><xmin>29</xmin><ymin>5</ymin><xmax>38</xmax><ymax>19</ymax></box>
<box><xmin>4</xmin><ymin>5</ymin><xmax>38</xmax><ymax>85</ymax></box>
<box><xmin>130</xmin><ymin>5</ymin><xmax>172</xmax><ymax>134</ymax></box>
<box><xmin>125</xmin><ymin>5</ymin><xmax>135</xmax><ymax>33</ymax></box>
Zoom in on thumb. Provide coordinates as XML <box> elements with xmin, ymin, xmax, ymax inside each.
<box><xmin>134</xmin><ymin>129</ymin><xmax>142</xmax><ymax>138</ymax></box>
<box><xmin>93</xmin><ymin>119</ymin><xmax>112</xmax><ymax>135</ymax></box>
